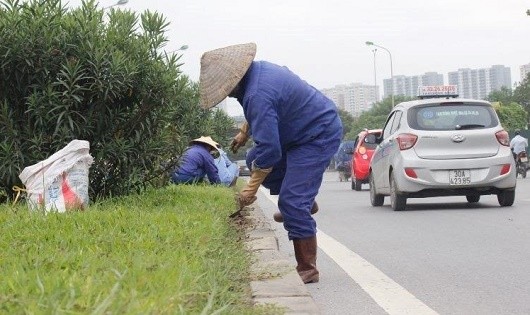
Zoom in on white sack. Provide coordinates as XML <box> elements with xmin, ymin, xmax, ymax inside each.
<box><xmin>19</xmin><ymin>139</ymin><xmax>94</xmax><ymax>212</ymax></box>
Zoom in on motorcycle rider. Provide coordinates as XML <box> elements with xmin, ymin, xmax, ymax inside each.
<box><xmin>510</xmin><ymin>130</ymin><xmax>528</xmax><ymax>164</ymax></box>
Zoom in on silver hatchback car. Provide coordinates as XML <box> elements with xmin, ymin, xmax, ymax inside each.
<box><xmin>369</xmin><ymin>97</ymin><xmax>516</xmax><ymax>211</ymax></box>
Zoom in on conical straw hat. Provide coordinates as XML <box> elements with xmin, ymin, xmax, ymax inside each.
<box><xmin>190</xmin><ymin>136</ymin><xmax>219</xmax><ymax>150</ymax></box>
<box><xmin>199</xmin><ymin>43</ymin><xmax>257</xmax><ymax>109</ymax></box>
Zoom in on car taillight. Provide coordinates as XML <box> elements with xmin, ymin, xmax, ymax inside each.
<box><xmin>495</xmin><ymin>130</ymin><xmax>510</xmax><ymax>146</ymax></box>
<box><xmin>358</xmin><ymin>147</ymin><xmax>367</xmax><ymax>154</ymax></box>
<box><xmin>396</xmin><ymin>133</ymin><xmax>418</xmax><ymax>150</ymax></box>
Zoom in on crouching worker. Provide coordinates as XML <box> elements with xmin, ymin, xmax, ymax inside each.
<box><xmin>198</xmin><ymin>43</ymin><xmax>342</xmax><ymax>284</ymax></box>
<box><xmin>171</xmin><ymin>136</ymin><xmax>221</xmax><ymax>185</ymax></box>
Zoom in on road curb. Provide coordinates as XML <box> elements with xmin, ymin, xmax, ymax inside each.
<box><xmin>243</xmin><ymin>204</ymin><xmax>321</xmax><ymax>314</ymax></box>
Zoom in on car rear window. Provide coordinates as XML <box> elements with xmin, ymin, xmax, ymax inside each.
<box><xmin>408</xmin><ymin>103</ymin><xmax>498</xmax><ymax>131</ymax></box>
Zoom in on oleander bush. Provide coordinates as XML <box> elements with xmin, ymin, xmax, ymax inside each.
<box><xmin>0</xmin><ymin>0</ymin><xmax>235</xmax><ymax>202</ymax></box>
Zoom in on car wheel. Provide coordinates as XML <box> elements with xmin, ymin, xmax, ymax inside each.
<box><xmin>354</xmin><ymin>179</ymin><xmax>362</xmax><ymax>191</ymax></box>
<box><xmin>390</xmin><ymin>172</ymin><xmax>407</xmax><ymax>211</ymax></box>
<box><xmin>497</xmin><ymin>189</ymin><xmax>515</xmax><ymax>207</ymax></box>
<box><xmin>369</xmin><ymin>173</ymin><xmax>384</xmax><ymax>206</ymax></box>
<box><xmin>466</xmin><ymin>195</ymin><xmax>480</xmax><ymax>203</ymax></box>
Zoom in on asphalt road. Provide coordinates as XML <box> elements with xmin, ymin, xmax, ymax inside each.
<box><xmin>256</xmin><ymin>171</ymin><xmax>530</xmax><ymax>315</ymax></box>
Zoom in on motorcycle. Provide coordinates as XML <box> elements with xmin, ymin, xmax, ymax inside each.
<box><xmin>337</xmin><ymin>161</ymin><xmax>351</xmax><ymax>182</ymax></box>
<box><xmin>515</xmin><ymin>151</ymin><xmax>528</xmax><ymax>178</ymax></box>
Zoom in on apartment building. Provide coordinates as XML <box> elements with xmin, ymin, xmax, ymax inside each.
<box><xmin>320</xmin><ymin>83</ymin><xmax>378</xmax><ymax>117</ymax></box>
<box><xmin>447</xmin><ymin>65</ymin><xmax>511</xmax><ymax>100</ymax></box>
<box><xmin>383</xmin><ymin>72</ymin><xmax>444</xmax><ymax>99</ymax></box>
<box><xmin>521</xmin><ymin>63</ymin><xmax>530</xmax><ymax>82</ymax></box>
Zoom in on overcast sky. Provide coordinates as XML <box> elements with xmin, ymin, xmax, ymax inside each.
<box><xmin>70</xmin><ymin>0</ymin><xmax>530</xmax><ymax>115</ymax></box>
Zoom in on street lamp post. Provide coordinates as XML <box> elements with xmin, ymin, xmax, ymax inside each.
<box><xmin>103</xmin><ymin>0</ymin><xmax>128</xmax><ymax>10</ymax></box>
<box><xmin>372</xmin><ymin>48</ymin><xmax>377</xmax><ymax>101</ymax></box>
<box><xmin>366</xmin><ymin>41</ymin><xmax>394</xmax><ymax>107</ymax></box>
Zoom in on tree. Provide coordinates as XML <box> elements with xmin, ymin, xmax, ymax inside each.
<box><xmin>337</xmin><ymin>109</ymin><xmax>354</xmax><ymax>138</ymax></box>
<box><xmin>513</xmin><ymin>73</ymin><xmax>530</xmax><ymax>117</ymax></box>
<box><xmin>493</xmin><ymin>102</ymin><xmax>528</xmax><ymax>131</ymax></box>
<box><xmin>344</xmin><ymin>95</ymin><xmax>414</xmax><ymax>139</ymax></box>
<box><xmin>0</xmin><ymin>0</ymin><xmax>232</xmax><ymax>200</ymax></box>
<box><xmin>487</xmin><ymin>86</ymin><xmax>514</xmax><ymax>104</ymax></box>
<box><xmin>486</xmin><ymin>81</ymin><xmax>529</xmax><ymax>129</ymax></box>
<box><xmin>203</xmin><ymin>108</ymin><xmax>236</xmax><ymax>149</ymax></box>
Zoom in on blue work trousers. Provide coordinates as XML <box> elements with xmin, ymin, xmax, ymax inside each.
<box><xmin>247</xmin><ymin>119</ymin><xmax>341</xmax><ymax>240</ymax></box>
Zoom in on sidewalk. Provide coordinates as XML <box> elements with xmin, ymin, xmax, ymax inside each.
<box><xmin>242</xmin><ymin>203</ymin><xmax>321</xmax><ymax>314</ymax></box>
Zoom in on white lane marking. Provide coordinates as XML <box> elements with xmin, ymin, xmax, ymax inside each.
<box><xmin>259</xmin><ymin>187</ymin><xmax>439</xmax><ymax>315</ymax></box>
<box><xmin>317</xmin><ymin>231</ymin><xmax>439</xmax><ymax>315</ymax></box>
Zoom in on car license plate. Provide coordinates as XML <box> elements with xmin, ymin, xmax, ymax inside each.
<box><xmin>521</xmin><ymin>157</ymin><xmax>528</xmax><ymax>163</ymax></box>
<box><xmin>449</xmin><ymin>169</ymin><xmax>471</xmax><ymax>185</ymax></box>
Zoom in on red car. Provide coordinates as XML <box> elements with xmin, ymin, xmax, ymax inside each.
<box><xmin>350</xmin><ymin>129</ymin><xmax>382</xmax><ymax>191</ymax></box>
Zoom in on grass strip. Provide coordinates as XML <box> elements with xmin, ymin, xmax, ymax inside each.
<box><xmin>0</xmin><ymin>184</ymin><xmax>277</xmax><ymax>314</ymax></box>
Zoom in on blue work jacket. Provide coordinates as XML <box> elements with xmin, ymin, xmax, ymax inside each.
<box><xmin>174</xmin><ymin>144</ymin><xmax>220</xmax><ymax>184</ymax></box>
<box><xmin>236</xmin><ymin>61</ymin><xmax>340</xmax><ymax>169</ymax></box>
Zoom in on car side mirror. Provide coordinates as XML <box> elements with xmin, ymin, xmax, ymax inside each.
<box><xmin>364</xmin><ymin>134</ymin><xmax>378</xmax><ymax>144</ymax></box>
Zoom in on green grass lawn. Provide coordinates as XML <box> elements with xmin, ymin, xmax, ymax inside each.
<box><xmin>0</xmin><ymin>184</ymin><xmax>276</xmax><ymax>314</ymax></box>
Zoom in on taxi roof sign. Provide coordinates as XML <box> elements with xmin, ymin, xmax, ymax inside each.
<box><xmin>417</xmin><ymin>85</ymin><xmax>459</xmax><ymax>99</ymax></box>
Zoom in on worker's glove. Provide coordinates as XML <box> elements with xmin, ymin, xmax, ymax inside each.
<box><xmin>230</xmin><ymin>122</ymin><xmax>250</xmax><ymax>153</ymax></box>
<box><xmin>237</xmin><ymin>164</ymin><xmax>272</xmax><ymax>209</ymax></box>
<box><xmin>237</xmin><ymin>193</ymin><xmax>257</xmax><ymax>209</ymax></box>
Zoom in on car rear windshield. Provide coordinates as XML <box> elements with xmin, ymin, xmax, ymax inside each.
<box><xmin>408</xmin><ymin>103</ymin><xmax>498</xmax><ymax>131</ymax></box>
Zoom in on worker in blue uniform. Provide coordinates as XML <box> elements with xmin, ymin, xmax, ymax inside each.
<box><xmin>198</xmin><ymin>43</ymin><xmax>342</xmax><ymax>284</ymax></box>
<box><xmin>171</xmin><ymin>136</ymin><xmax>221</xmax><ymax>185</ymax></box>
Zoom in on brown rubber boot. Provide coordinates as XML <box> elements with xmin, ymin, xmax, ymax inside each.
<box><xmin>273</xmin><ymin>202</ymin><xmax>319</xmax><ymax>223</ymax></box>
<box><xmin>293</xmin><ymin>236</ymin><xmax>319</xmax><ymax>283</ymax></box>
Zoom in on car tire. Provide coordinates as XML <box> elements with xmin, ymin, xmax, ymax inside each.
<box><xmin>355</xmin><ymin>179</ymin><xmax>362</xmax><ymax>191</ymax></box>
<box><xmin>497</xmin><ymin>189</ymin><xmax>515</xmax><ymax>207</ymax></box>
<box><xmin>390</xmin><ymin>172</ymin><xmax>407</xmax><ymax>211</ymax></box>
<box><xmin>466</xmin><ymin>195</ymin><xmax>480</xmax><ymax>203</ymax></box>
<box><xmin>369</xmin><ymin>173</ymin><xmax>384</xmax><ymax>206</ymax></box>
<box><xmin>352</xmin><ymin>175</ymin><xmax>362</xmax><ymax>191</ymax></box>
